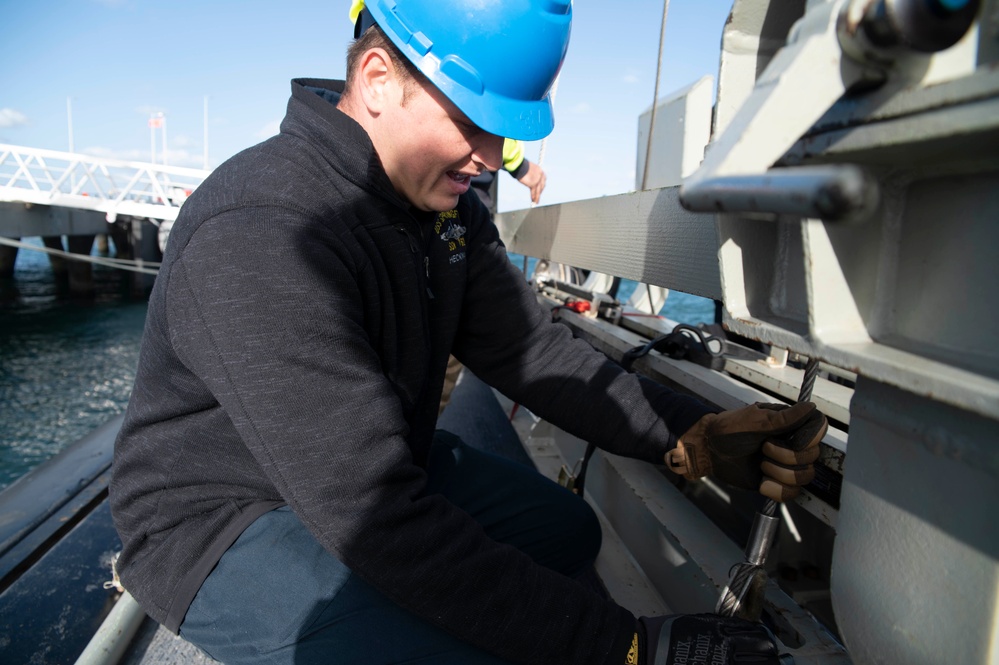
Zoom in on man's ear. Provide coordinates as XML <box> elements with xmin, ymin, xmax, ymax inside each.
<box><xmin>355</xmin><ymin>47</ymin><xmax>402</xmax><ymax>115</ymax></box>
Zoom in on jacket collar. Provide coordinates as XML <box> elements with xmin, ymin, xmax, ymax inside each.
<box><xmin>281</xmin><ymin>78</ymin><xmax>411</xmax><ymax>212</ymax></box>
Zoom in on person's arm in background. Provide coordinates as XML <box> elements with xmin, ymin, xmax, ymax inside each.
<box><xmin>503</xmin><ymin>138</ymin><xmax>546</xmax><ymax>204</ymax></box>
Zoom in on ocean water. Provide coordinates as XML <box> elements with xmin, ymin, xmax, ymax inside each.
<box><xmin>0</xmin><ymin>244</ymin><xmax>715</xmax><ymax>491</ymax></box>
<box><xmin>618</xmin><ymin>282</ymin><xmax>716</xmax><ymax>325</ymax></box>
<box><xmin>0</xmin><ymin>239</ymin><xmax>148</xmax><ymax>490</ymax></box>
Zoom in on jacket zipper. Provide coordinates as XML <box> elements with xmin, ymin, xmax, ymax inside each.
<box><xmin>396</xmin><ymin>223</ymin><xmax>434</xmax><ymax>300</ymax></box>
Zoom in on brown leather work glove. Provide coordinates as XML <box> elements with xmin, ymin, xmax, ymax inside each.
<box><xmin>665</xmin><ymin>402</ymin><xmax>827</xmax><ymax>501</ymax></box>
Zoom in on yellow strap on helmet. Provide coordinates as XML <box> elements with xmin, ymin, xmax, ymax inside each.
<box><xmin>349</xmin><ymin>0</ymin><xmax>365</xmax><ymax>24</ymax></box>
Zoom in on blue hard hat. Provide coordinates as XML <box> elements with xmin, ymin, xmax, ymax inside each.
<box><xmin>355</xmin><ymin>0</ymin><xmax>572</xmax><ymax>141</ymax></box>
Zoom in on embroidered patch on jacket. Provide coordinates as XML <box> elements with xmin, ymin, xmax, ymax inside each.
<box><xmin>435</xmin><ymin>209</ymin><xmax>466</xmax><ymax>264</ymax></box>
<box><xmin>626</xmin><ymin>632</ymin><xmax>639</xmax><ymax>664</ymax></box>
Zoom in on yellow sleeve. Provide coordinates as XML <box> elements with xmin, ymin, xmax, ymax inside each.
<box><xmin>502</xmin><ymin>138</ymin><xmax>525</xmax><ymax>173</ymax></box>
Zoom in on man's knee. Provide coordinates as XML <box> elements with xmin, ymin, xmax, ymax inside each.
<box><xmin>555</xmin><ymin>490</ymin><xmax>602</xmax><ymax>576</ymax></box>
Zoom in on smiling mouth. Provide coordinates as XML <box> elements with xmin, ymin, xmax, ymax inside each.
<box><xmin>447</xmin><ymin>170</ymin><xmax>471</xmax><ymax>184</ymax></box>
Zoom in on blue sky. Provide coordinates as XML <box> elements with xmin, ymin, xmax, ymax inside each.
<box><xmin>0</xmin><ymin>1</ymin><xmax>733</xmax><ymax>211</ymax></box>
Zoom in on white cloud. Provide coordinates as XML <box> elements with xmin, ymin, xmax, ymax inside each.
<box><xmin>82</xmin><ymin>145</ymin><xmax>207</xmax><ymax>169</ymax></box>
<box><xmin>83</xmin><ymin>146</ymin><xmax>150</xmax><ymax>162</ymax></box>
<box><xmin>571</xmin><ymin>102</ymin><xmax>591</xmax><ymax>114</ymax></box>
<box><xmin>0</xmin><ymin>108</ymin><xmax>28</xmax><ymax>128</ymax></box>
<box><xmin>159</xmin><ymin>148</ymin><xmax>208</xmax><ymax>169</ymax></box>
<box><xmin>623</xmin><ymin>73</ymin><xmax>640</xmax><ymax>84</ymax></box>
<box><xmin>255</xmin><ymin>120</ymin><xmax>281</xmax><ymax>140</ymax></box>
<box><xmin>135</xmin><ymin>106</ymin><xmax>167</xmax><ymax>119</ymax></box>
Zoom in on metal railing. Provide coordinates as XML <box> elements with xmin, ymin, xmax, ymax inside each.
<box><xmin>0</xmin><ymin>143</ymin><xmax>210</xmax><ymax>224</ymax></box>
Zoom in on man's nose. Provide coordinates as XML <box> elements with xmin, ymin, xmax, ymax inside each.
<box><xmin>472</xmin><ymin>133</ymin><xmax>504</xmax><ymax>172</ymax></box>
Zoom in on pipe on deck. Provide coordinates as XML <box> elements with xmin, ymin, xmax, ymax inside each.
<box><xmin>73</xmin><ymin>592</ymin><xmax>146</xmax><ymax>665</ymax></box>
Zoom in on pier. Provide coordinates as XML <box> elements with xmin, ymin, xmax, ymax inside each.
<box><xmin>0</xmin><ymin>144</ymin><xmax>209</xmax><ymax>295</ymax></box>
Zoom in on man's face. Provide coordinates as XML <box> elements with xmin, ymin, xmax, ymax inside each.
<box><xmin>377</xmin><ymin>74</ymin><xmax>504</xmax><ymax>212</ymax></box>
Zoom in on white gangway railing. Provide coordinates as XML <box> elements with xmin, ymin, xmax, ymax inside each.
<box><xmin>0</xmin><ymin>143</ymin><xmax>210</xmax><ymax>224</ymax></box>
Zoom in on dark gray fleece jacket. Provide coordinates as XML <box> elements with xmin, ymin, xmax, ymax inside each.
<box><xmin>109</xmin><ymin>78</ymin><xmax>712</xmax><ymax>665</ymax></box>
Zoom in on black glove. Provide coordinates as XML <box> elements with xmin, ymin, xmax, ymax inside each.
<box><xmin>634</xmin><ymin>614</ymin><xmax>781</xmax><ymax>665</ymax></box>
<box><xmin>665</xmin><ymin>402</ymin><xmax>827</xmax><ymax>501</ymax></box>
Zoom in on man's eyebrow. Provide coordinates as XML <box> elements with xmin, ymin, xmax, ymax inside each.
<box><xmin>452</xmin><ymin>114</ymin><xmax>481</xmax><ymax>133</ymax></box>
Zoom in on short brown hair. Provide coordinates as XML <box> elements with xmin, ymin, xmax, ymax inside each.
<box><xmin>345</xmin><ymin>24</ymin><xmax>427</xmax><ymax>102</ymax></box>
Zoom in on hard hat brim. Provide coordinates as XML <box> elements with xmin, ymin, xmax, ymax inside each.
<box><xmin>360</xmin><ymin>0</ymin><xmax>568</xmax><ymax>142</ymax></box>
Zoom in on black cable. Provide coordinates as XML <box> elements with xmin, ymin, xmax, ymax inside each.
<box><xmin>717</xmin><ymin>357</ymin><xmax>822</xmax><ymax>620</ymax></box>
<box><xmin>620</xmin><ymin>324</ymin><xmax>723</xmax><ymax>371</ymax></box>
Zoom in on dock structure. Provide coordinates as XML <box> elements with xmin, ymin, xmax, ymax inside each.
<box><xmin>0</xmin><ymin>144</ymin><xmax>209</xmax><ymax>294</ymax></box>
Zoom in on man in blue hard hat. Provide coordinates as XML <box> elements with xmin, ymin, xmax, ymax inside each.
<box><xmin>110</xmin><ymin>1</ymin><xmax>825</xmax><ymax>664</ymax></box>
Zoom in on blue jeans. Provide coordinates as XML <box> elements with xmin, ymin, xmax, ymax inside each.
<box><xmin>179</xmin><ymin>431</ymin><xmax>602</xmax><ymax>664</ymax></box>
